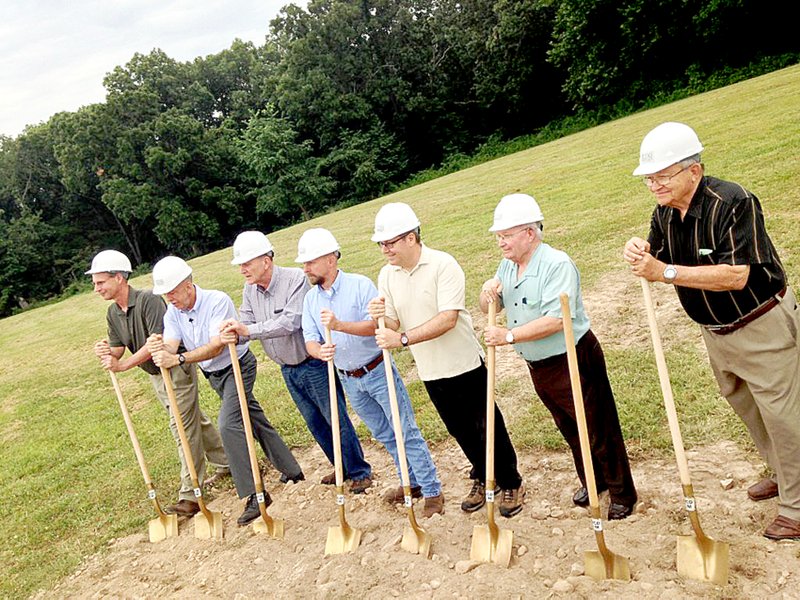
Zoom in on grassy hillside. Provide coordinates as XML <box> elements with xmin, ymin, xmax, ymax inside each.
<box><xmin>2</xmin><ymin>64</ymin><xmax>799</xmax><ymax>598</ymax></box>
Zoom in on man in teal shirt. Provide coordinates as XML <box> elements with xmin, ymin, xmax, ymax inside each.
<box><xmin>481</xmin><ymin>194</ymin><xmax>637</xmax><ymax>520</ymax></box>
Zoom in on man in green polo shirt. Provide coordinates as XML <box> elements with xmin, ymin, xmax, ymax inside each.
<box><xmin>88</xmin><ymin>250</ymin><xmax>229</xmax><ymax>516</ymax></box>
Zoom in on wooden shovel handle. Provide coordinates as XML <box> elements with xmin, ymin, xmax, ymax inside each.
<box><xmin>324</xmin><ymin>327</ymin><xmax>345</xmax><ymax>488</ymax></box>
<box><xmin>559</xmin><ymin>293</ymin><xmax>601</xmax><ymax>509</ymax></box>
<box><xmin>378</xmin><ymin>317</ymin><xmax>412</xmax><ymax>490</ymax></box>
<box><xmin>109</xmin><ymin>371</ymin><xmax>154</xmax><ymax>486</ymax></box>
<box><xmin>227</xmin><ymin>344</ymin><xmax>265</xmax><ymax>494</ymax></box>
<box><xmin>639</xmin><ymin>278</ymin><xmax>692</xmax><ymax>485</ymax></box>
<box><xmin>485</xmin><ymin>299</ymin><xmax>497</xmax><ymax>487</ymax></box>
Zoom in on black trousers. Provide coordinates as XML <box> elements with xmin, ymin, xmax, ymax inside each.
<box><xmin>423</xmin><ymin>362</ymin><xmax>522</xmax><ymax>490</ymax></box>
<box><xmin>527</xmin><ymin>330</ymin><xmax>637</xmax><ymax>506</ymax></box>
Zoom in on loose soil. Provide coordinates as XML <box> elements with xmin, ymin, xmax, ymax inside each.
<box><xmin>34</xmin><ymin>271</ymin><xmax>800</xmax><ymax>599</ymax></box>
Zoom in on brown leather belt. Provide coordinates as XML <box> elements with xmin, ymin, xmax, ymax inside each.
<box><xmin>338</xmin><ymin>353</ymin><xmax>384</xmax><ymax>378</ymax></box>
<box><xmin>705</xmin><ymin>287</ymin><xmax>786</xmax><ymax>335</ymax></box>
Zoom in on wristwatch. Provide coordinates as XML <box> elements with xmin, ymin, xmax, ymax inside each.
<box><xmin>400</xmin><ymin>332</ymin><xmax>409</xmax><ymax>347</ymax></box>
<box><xmin>178</xmin><ymin>353</ymin><xmax>186</xmax><ymax>365</ymax></box>
<box><xmin>505</xmin><ymin>329</ymin><xmax>515</xmax><ymax>344</ymax></box>
<box><xmin>663</xmin><ymin>264</ymin><xmax>678</xmax><ymax>284</ymax></box>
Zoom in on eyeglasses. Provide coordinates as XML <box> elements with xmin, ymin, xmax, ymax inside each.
<box><xmin>495</xmin><ymin>228</ymin><xmax>531</xmax><ymax>242</ymax></box>
<box><xmin>377</xmin><ymin>233</ymin><xmax>407</xmax><ymax>249</ymax></box>
<box><xmin>642</xmin><ymin>164</ymin><xmax>692</xmax><ymax>187</ymax></box>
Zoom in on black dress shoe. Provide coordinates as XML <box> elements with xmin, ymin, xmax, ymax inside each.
<box><xmin>237</xmin><ymin>492</ymin><xmax>273</xmax><ymax>526</ymax></box>
<box><xmin>573</xmin><ymin>487</ymin><xmax>590</xmax><ymax>507</ymax></box>
<box><xmin>608</xmin><ymin>502</ymin><xmax>634</xmax><ymax>520</ymax></box>
<box><xmin>279</xmin><ymin>472</ymin><xmax>305</xmax><ymax>484</ymax></box>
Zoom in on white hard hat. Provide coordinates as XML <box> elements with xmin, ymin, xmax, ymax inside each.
<box><xmin>152</xmin><ymin>256</ymin><xmax>193</xmax><ymax>294</ymax></box>
<box><xmin>489</xmin><ymin>194</ymin><xmax>544</xmax><ymax>232</ymax></box>
<box><xmin>371</xmin><ymin>203</ymin><xmax>421</xmax><ymax>242</ymax></box>
<box><xmin>633</xmin><ymin>122</ymin><xmax>704</xmax><ymax>176</ymax></box>
<box><xmin>85</xmin><ymin>249</ymin><xmax>132</xmax><ymax>274</ymax></box>
<box><xmin>295</xmin><ymin>228</ymin><xmax>340</xmax><ymax>263</ymax></box>
<box><xmin>231</xmin><ymin>231</ymin><xmax>274</xmax><ymax>265</ymax></box>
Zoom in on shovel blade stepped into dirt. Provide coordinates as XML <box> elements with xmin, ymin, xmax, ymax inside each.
<box><xmin>470</xmin><ymin>299</ymin><xmax>513</xmax><ymax>567</ymax></box>
<box><xmin>639</xmin><ymin>279</ymin><xmax>729</xmax><ymax>586</ymax></box>
<box><xmin>323</xmin><ymin>326</ymin><xmax>362</xmax><ymax>555</ymax></box>
<box><xmin>108</xmin><ymin>371</ymin><xmax>178</xmax><ymax>542</ymax></box>
<box><xmin>228</xmin><ymin>344</ymin><xmax>284</xmax><ymax>539</ymax></box>
<box><xmin>560</xmin><ymin>293</ymin><xmax>630</xmax><ymax>581</ymax></box>
<box><xmin>159</xmin><ymin>365</ymin><xmax>224</xmax><ymax>540</ymax></box>
<box><xmin>379</xmin><ymin>317</ymin><xmax>432</xmax><ymax>558</ymax></box>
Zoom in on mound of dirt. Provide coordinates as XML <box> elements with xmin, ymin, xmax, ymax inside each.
<box><xmin>36</xmin><ymin>438</ymin><xmax>799</xmax><ymax>599</ymax></box>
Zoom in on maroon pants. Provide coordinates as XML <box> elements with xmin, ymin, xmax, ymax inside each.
<box><xmin>526</xmin><ymin>330</ymin><xmax>637</xmax><ymax>506</ymax></box>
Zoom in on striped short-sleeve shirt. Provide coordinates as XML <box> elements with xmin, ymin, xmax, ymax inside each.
<box><xmin>647</xmin><ymin>176</ymin><xmax>786</xmax><ymax>326</ymax></box>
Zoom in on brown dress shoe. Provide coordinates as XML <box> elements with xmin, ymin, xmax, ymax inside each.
<box><xmin>422</xmin><ymin>493</ymin><xmax>445</xmax><ymax>518</ymax></box>
<box><xmin>383</xmin><ymin>484</ymin><xmax>422</xmax><ymax>504</ymax></box>
<box><xmin>350</xmin><ymin>476</ymin><xmax>373</xmax><ymax>494</ymax></box>
<box><xmin>321</xmin><ymin>471</ymin><xmax>337</xmax><ymax>485</ymax></box>
<box><xmin>763</xmin><ymin>515</ymin><xmax>800</xmax><ymax>540</ymax></box>
<box><xmin>748</xmin><ymin>478</ymin><xmax>779</xmax><ymax>501</ymax></box>
<box><xmin>164</xmin><ymin>499</ymin><xmax>200</xmax><ymax>517</ymax></box>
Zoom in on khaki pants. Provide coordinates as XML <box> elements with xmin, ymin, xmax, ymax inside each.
<box><xmin>701</xmin><ymin>287</ymin><xmax>800</xmax><ymax>520</ymax></box>
<box><xmin>149</xmin><ymin>364</ymin><xmax>228</xmax><ymax>502</ymax></box>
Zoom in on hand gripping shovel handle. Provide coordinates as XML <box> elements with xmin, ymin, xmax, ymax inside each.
<box><xmin>228</xmin><ymin>344</ymin><xmax>282</xmax><ymax>537</ymax></box>
<box><xmin>109</xmin><ymin>371</ymin><xmax>168</xmax><ymax>518</ymax></box>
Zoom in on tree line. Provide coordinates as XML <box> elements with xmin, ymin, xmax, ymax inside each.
<box><xmin>1</xmin><ymin>0</ymin><xmax>797</xmax><ymax>317</ymax></box>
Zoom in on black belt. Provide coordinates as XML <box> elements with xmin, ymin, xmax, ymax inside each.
<box><xmin>705</xmin><ymin>287</ymin><xmax>786</xmax><ymax>335</ymax></box>
<box><xmin>202</xmin><ymin>349</ymin><xmax>252</xmax><ymax>378</ymax></box>
<box><xmin>337</xmin><ymin>353</ymin><xmax>384</xmax><ymax>378</ymax></box>
<box><xmin>283</xmin><ymin>356</ymin><xmax>313</xmax><ymax>368</ymax></box>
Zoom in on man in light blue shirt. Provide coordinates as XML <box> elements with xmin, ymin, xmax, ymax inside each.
<box><xmin>146</xmin><ymin>256</ymin><xmax>302</xmax><ymax>527</ymax></box>
<box><xmin>481</xmin><ymin>194</ymin><xmax>637</xmax><ymax>520</ymax></box>
<box><xmin>297</xmin><ymin>228</ymin><xmax>444</xmax><ymax>517</ymax></box>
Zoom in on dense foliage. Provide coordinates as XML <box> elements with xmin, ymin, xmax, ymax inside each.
<box><xmin>1</xmin><ymin>0</ymin><xmax>797</xmax><ymax>316</ymax></box>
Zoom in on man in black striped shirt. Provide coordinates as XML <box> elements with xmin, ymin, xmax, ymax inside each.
<box><xmin>624</xmin><ymin>122</ymin><xmax>800</xmax><ymax>541</ymax></box>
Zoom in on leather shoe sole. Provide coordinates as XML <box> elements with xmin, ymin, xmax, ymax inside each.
<box><xmin>748</xmin><ymin>478</ymin><xmax>778</xmax><ymax>501</ymax></box>
<box><xmin>763</xmin><ymin>515</ymin><xmax>800</xmax><ymax>540</ymax></box>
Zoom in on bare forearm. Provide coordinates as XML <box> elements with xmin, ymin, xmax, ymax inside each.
<box><xmin>406</xmin><ymin>310</ymin><xmax>457</xmax><ymax>345</ymax></box>
<box><xmin>510</xmin><ymin>316</ymin><xmax>563</xmax><ymax>343</ymax></box>
<box><xmin>333</xmin><ymin>320</ymin><xmax>376</xmax><ymax>337</ymax></box>
<box><xmin>670</xmin><ymin>263</ymin><xmax>749</xmax><ymax>291</ymax></box>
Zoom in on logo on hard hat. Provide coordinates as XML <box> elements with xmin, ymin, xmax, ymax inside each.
<box><xmin>640</xmin><ymin>151</ymin><xmax>654</xmax><ymax>163</ymax></box>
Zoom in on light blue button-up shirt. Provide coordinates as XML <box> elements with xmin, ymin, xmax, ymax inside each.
<box><xmin>302</xmin><ymin>270</ymin><xmax>382</xmax><ymax>371</ymax></box>
<box><xmin>163</xmin><ymin>285</ymin><xmax>249</xmax><ymax>372</ymax></box>
<box><xmin>497</xmin><ymin>242</ymin><xmax>590</xmax><ymax>362</ymax></box>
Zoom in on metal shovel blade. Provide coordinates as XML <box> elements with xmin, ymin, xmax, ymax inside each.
<box><xmin>401</xmin><ymin>523</ymin><xmax>432</xmax><ymax>558</ymax></box>
<box><xmin>470</xmin><ymin>523</ymin><xmax>513</xmax><ymax>567</ymax></box>
<box><xmin>325</xmin><ymin>522</ymin><xmax>362</xmax><ymax>555</ymax></box>
<box><xmin>677</xmin><ymin>535</ymin><xmax>729</xmax><ymax>585</ymax></box>
<box><xmin>193</xmin><ymin>509</ymin><xmax>224</xmax><ymax>540</ymax></box>
<box><xmin>585</xmin><ymin>549</ymin><xmax>631</xmax><ymax>581</ymax></box>
<box><xmin>148</xmin><ymin>514</ymin><xmax>178</xmax><ymax>543</ymax></box>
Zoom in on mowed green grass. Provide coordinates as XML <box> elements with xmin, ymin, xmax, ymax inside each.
<box><xmin>2</xmin><ymin>64</ymin><xmax>799</xmax><ymax>597</ymax></box>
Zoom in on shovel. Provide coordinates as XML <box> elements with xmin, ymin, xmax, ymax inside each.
<box><xmin>379</xmin><ymin>317</ymin><xmax>432</xmax><ymax>558</ymax></box>
<box><xmin>470</xmin><ymin>298</ymin><xmax>513</xmax><ymax>567</ymax></box>
<box><xmin>323</xmin><ymin>326</ymin><xmax>362</xmax><ymax>555</ymax></box>
<box><xmin>108</xmin><ymin>371</ymin><xmax>178</xmax><ymax>542</ymax></box>
<box><xmin>160</xmin><ymin>365</ymin><xmax>224</xmax><ymax>540</ymax></box>
<box><xmin>228</xmin><ymin>344</ymin><xmax>284</xmax><ymax>539</ymax></box>
<box><xmin>639</xmin><ymin>278</ymin><xmax>729</xmax><ymax>585</ymax></box>
<box><xmin>560</xmin><ymin>293</ymin><xmax>630</xmax><ymax>581</ymax></box>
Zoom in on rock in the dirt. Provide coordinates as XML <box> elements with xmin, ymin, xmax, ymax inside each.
<box><xmin>382</xmin><ymin>534</ymin><xmax>402</xmax><ymax>550</ymax></box>
<box><xmin>430</xmin><ymin>579</ymin><xmax>441</xmax><ymax>590</ymax></box>
<box><xmin>569</xmin><ymin>562</ymin><xmax>584</xmax><ymax>576</ymax></box>
<box><xmin>517</xmin><ymin>545</ymin><xmax>528</xmax><ymax>557</ymax></box>
<box><xmin>720</xmin><ymin>478</ymin><xmax>735</xmax><ymax>490</ymax></box>
<box><xmin>552</xmin><ymin>527</ymin><xmax>564</xmax><ymax>536</ymax></box>
<box><xmin>455</xmin><ymin>560</ymin><xmax>480</xmax><ymax>574</ymax></box>
<box><xmin>552</xmin><ymin>579</ymin><xmax>573</xmax><ymax>594</ymax></box>
<box><xmin>556</xmin><ymin>547</ymin><xmax>568</xmax><ymax>559</ymax></box>
<box><xmin>362</xmin><ymin>532</ymin><xmax>376</xmax><ymax>545</ymax></box>
<box><xmin>640</xmin><ymin>582</ymin><xmax>654</xmax><ymax>591</ymax></box>
<box><xmin>532</xmin><ymin>558</ymin><xmax>544</xmax><ymax>573</ymax></box>
<box><xmin>550</xmin><ymin>508</ymin><xmax>565</xmax><ymax>518</ymax></box>
<box><xmin>531</xmin><ymin>507</ymin><xmax>550</xmax><ymax>520</ymax></box>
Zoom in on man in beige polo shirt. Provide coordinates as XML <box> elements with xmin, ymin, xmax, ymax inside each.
<box><xmin>367</xmin><ymin>203</ymin><xmax>525</xmax><ymax>517</ymax></box>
